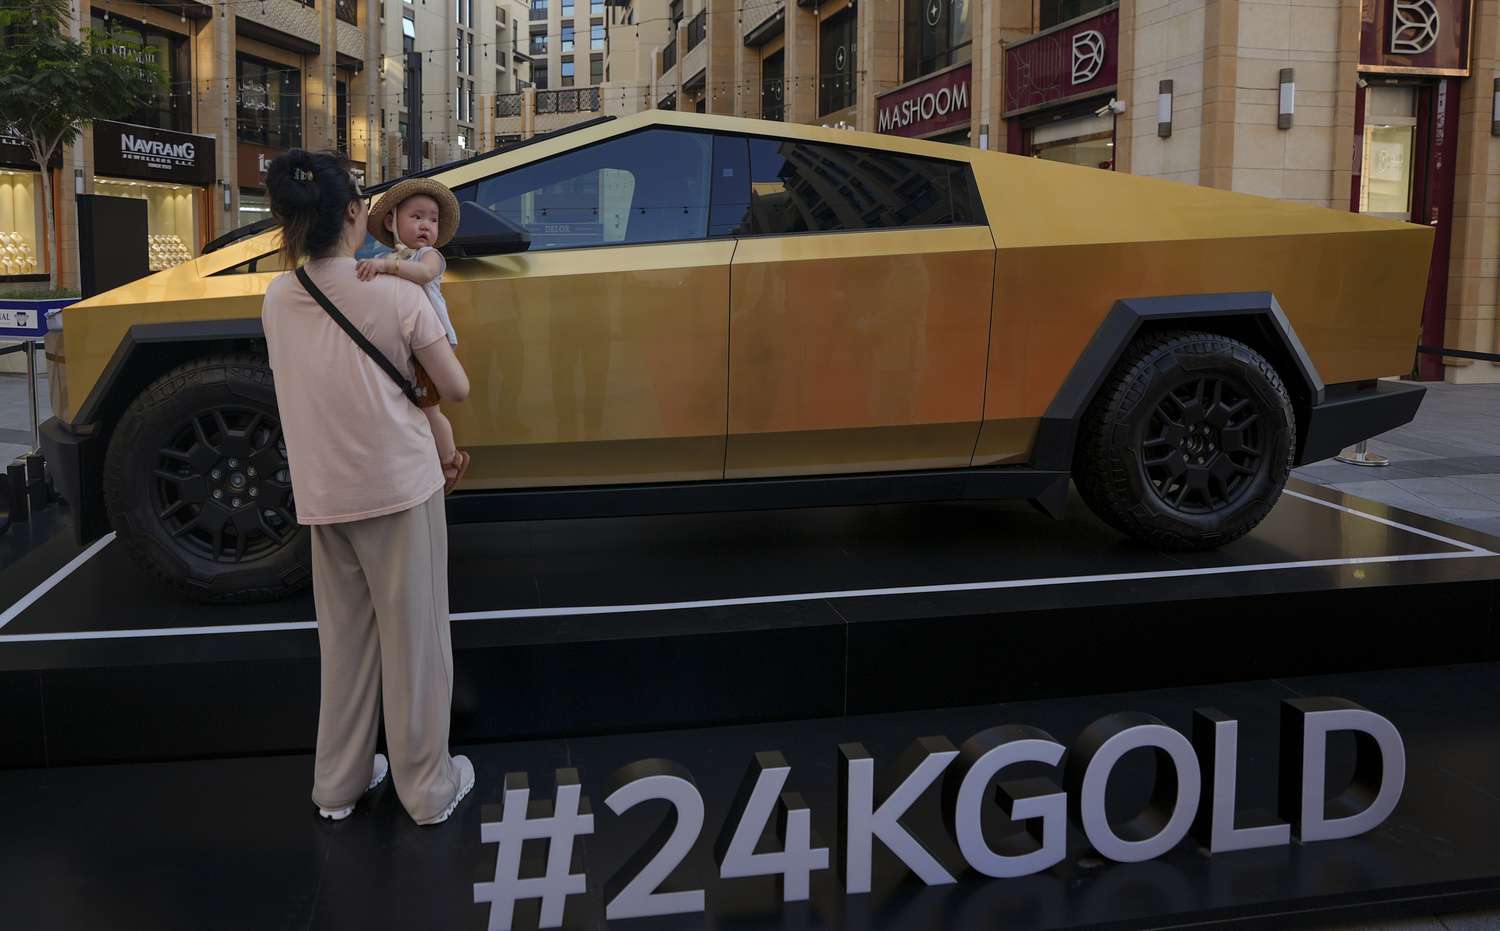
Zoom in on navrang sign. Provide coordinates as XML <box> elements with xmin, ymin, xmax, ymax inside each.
<box><xmin>92</xmin><ymin>120</ymin><xmax>216</xmax><ymax>186</ymax></box>
<box><xmin>876</xmin><ymin>63</ymin><xmax>972</xmax><ymax>138</ymax></box>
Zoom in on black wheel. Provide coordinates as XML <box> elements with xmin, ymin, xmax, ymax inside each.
<box><xmin>1074</xmin><ymin>330</ymin><xmax>1295</xmax><ymax>549</ymax></box>
<box><xmin>103</xmin><ymin>353</ymin><xmax>310</xmax><ymax>603</ymax></box>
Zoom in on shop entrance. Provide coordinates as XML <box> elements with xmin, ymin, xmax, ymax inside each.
<box><xmin>1026</xmin><ymin>108</ymin><xmax>1115</xmax><ymax>170</ymax></box>
<box><xmin>1357</xmin><ymin>78</ymin><xmax>1459</xmax><ymax>380</ymax></box>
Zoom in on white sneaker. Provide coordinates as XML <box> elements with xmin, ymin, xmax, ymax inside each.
<box><xmin>423</xmin><ymin>755</ymin><xmax>475</xmax><ymax>826</ymax></box>
<box><xmin>318</xmin><ymin>753</ymin><xmax>390</xmax><ymax>821</ymax></box>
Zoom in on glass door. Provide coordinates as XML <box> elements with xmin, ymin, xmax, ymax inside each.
<box><xmin>1358</xmin><ymin>84</ymin><xmax>1418</xmax><ymax>221</ymax></box>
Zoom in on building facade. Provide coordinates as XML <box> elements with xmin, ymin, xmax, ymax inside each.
<box><xmin>5</xmin><ymin>0</ymin><xmax>533</xmax><ymax>294</ymax></box>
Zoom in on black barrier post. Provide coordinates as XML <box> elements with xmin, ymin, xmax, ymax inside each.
<box><xmin>6</xmin><ymin>459</ymin><xmax>28</xmax><ymax>524</ymax></box>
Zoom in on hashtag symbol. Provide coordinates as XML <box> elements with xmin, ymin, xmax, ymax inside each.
<box><xmin>474</xmin><ymin>768</ymin><xmax>596</xmax><ymax>931</ymax></box>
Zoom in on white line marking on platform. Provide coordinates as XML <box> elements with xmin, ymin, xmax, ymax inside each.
<box><xmin>1283</xmin><ymin>489</ymin><xmax>1491</xmax><ymax>554</ymax></box>
<box><xmin>0</xmin><ymin>493</ymin><xmax>1492</xmax><ymax>643</ymax></box>
<box><xmin>0</xmin><ymin>531</ymin><xmax>116</xmax><ymax>633</ymax></box>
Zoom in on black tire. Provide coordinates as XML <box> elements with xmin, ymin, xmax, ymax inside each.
<box><xmin>1074</xmin><ymin>330</ymin><xmax>1295</xmax><ymax>549</ymax></box>
<box><xmin>103</xmin><ymin>353</ymin><xmax>310</xmax><ymax>603</ymax></box>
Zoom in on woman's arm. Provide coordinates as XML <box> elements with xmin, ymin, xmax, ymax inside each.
<box><xmin>414</xmin><ymin>338</ymin><xmax>470</xmax><ymax>402</ymax></box>
<box><xmin>356</xmin><ymin>251</ymin><xmax>444</xmax><ymax>285</ymax></box>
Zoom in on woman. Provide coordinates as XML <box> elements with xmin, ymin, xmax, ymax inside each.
<box><xmin>261</xmin><ymin>150</ymin><xmax>474</xmax><ymax>825</ymax></box>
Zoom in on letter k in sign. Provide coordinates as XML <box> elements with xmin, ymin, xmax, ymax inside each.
<box><xmin>927</xmin><ymin>0</ymin><xmax>942</xmax><ymax>27</ymax></box>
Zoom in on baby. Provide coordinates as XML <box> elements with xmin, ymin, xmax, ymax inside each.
<box><xmin>356</xmin><ymin>179</ymin><xmax>468</xmax><ymax>491</ymax></box>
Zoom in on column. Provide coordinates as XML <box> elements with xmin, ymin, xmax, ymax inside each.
<box><xmin>859</xmin><ymin>0</ymin><xmax>900</xmax><ymax>134</ymax></box>
<box><xmin>783</xmin><ymin>4</ymin><xmax>816</xmax><ymax>123</ymax></box>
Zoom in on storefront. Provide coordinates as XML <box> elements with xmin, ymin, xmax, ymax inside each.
<box><xmin>236</xmin><ymin>141</ymin><xmax>285</xmax><ymax>230</ymax></box>
<box><xmin>875</xmin><ymin>62</ymin><xmax>973</xmax><ymax>146</ymax></box>
<box><xmin>92</xmin><ymin>121</ymin><xmax>216</xmax><ymax>271</ymax></box>
<box><xmin>0</xmin><ymin>132</ymin><xmax>47</xmax><ymax>281</ymax></box>
<box><xmin>1002</xmin><ymin>4</ymin><xmax>1119</xmax><ymax>168</ymax></box>
<box><xmin>1354</xmin><ymin>0</ymin><xmax>1473</xmax><ymax>380</ymax></box>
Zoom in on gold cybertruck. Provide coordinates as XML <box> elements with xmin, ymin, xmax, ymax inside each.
<box><xmin>41</xmin><ymin>111</ymin><xmax>1431</xmax><ymax>602</ymax></box>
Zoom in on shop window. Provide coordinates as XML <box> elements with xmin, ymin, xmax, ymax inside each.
<box><xmin>903</xmin><ymin>0</ymin><xmax>971</xmax><ymax>81</ymax></box>
<box><xmin>95</xmin><ymin>178</ymin><xmax>201</xmax><ymax>269</ymax></box>
<box><xmin>1039</xmin><ymin>0</ymin><xmax>1112</xmax><ymax>31</ymax></box>
<box><xmin>1029</xmin><ymin>111</ymin><xmax>1115</xmax><ymax>170</ymax></box>
<box><xmin>761</xmin><ymin>51</ymin><xmax>784</xmax><ymax>121</ymax></box>
<box><xmin>90</xmin><ymin>16</ymin><xmax>191</xmax><ymax>132</ymax></box>
<box><xmin>0</xmin><ymin>169</ymin><xmax>45</xmax><ymax>276</ymax></box>
<box><xmin>237</xmin><ymin>55</ymin><xmax>303</xmax><ymax>149</ymax></box>
<box><xmin>720</xmin><ymin>137</ymin><xmax>982</xmax><ymax>236</ymax></box>
<box><xmin>819</xmin><ymin>9</ymin><xmax>857</xmax><ymax>117</ymax></box>
<box><xmin>452</xmin><ymin>128</ymin><xmax>712</xmax><ymax>251</ymax></box>
<box><xmin>1359</xmin><ymin>85</ymin><xmax>1418</xmax><ymax>221</ymax></box>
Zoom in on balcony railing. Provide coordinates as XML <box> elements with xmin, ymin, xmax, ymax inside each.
<box><xmin>535</xmin><ymin>87</ymin><xmax>601</xmax><ymax>114</ymax></box>
<box><xmin>495</xmin><ymin>92</ymin><xmax>523</xmax><ymax>117</ymax></box>
<box><xmin>335</xmin><ymin>0</ymin><xmax>357</xmax><ymax>25</ymax></box>
<box><xmin>661</xmin><ymin>38</ymin><xmax>677</xmax><ymax>73</ymax></box>
<box><xmin>530</xmin><ymin>2</ymin><xmax>548</xmax><ymax>20</ymax></box>
<box><xmin>686</xmin><ymin>9</ymin><xmax>706</xmax><ymax>50</ymax></box>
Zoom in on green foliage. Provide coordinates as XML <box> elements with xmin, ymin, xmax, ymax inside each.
<box><xmin>0</xmin><ymin>0</ymin><xmax>166</xmax><ymax>160</ymax></box>
<box><xmin>0</xmin><ymin>287</ymin><xmax>79</xmax><ymax>300</ymax></box>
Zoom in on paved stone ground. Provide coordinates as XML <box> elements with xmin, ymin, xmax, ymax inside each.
<box><xmin>2</xmin><ymin>372</ymin><xmax>1497</xmax><ymax>929</ymax></box>
<box><xmin>0</xmin><ymin>372</ymin><xmax>49</xmax><ymax>465</ymax></box>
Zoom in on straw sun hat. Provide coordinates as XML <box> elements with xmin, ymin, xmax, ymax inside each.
<box><xmin>367</xmin><ymin>178</ymin><xmax>461</xmax><ymax>249</ymax></box>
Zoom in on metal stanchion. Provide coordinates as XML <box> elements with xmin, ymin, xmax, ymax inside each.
<box><xmin>23</xmin><ymin>338</ymin><xmax>38</xmax><ymax>453</ymax></box>
<box><xmin>1335</xmin><ymin>439</ymin><xmax>1390</xmax><ymax>467</ymax></box>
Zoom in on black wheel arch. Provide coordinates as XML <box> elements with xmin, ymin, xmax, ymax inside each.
<box><xmin>51</xmin><ymin>319</ymin><xmax>266</xmax><ymax>545</ymax></box>
<box><xmin>1035</xmin><ymin>292</ymin><xmax>1325</xmax><ymax>473</ymax></box>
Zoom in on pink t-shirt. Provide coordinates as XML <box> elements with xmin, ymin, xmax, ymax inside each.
<box><xmin>262</xmin><ymin>257</ymin><xmax>448</xmax><ymax>524</ymax></box>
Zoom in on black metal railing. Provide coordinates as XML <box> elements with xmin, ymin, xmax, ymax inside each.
<box><xmin>535</xmin><ymin>88</ymin><xmax>601</xmax><ymax>114</ymax></box>
<box><xmin>661</xmin><ymin>38</ymin><xmax>677</xmax><ymax>73</ymax></box>
<box><xmin>495</xmin><ymin>92</ymin><xmax>523</xmax><ymax>117</ymax></box>
<box><xmin>686</xmin><ymin>9</ymin><xmax>706</xmax><ymax>49</ymax></box>
<box><xmin>530</xmin><ymin>1</ymin><xmax>548</xmax><ymax>20</ymax></box>
<box><xmin>335</xmin><ymin>0</ymin><xmax>357</xmax><ymax>25</ymax></box>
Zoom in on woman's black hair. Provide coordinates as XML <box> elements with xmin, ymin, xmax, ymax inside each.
<box><xmin>265</xmin><ymin>150</ymin><xmax>362</xmax><ymax>266</ymax></box>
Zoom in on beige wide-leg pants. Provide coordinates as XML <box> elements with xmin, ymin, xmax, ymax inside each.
<box><xmin>309</xmin><ymin>489</ymin><xmax>460</xmax><ymax>824</ymax></box>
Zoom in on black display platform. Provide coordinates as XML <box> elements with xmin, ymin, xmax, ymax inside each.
<box><xmin>1</xmin><ymin>479</ymin><xmax>1497</xmax><ymax>768</ymax></box>
<box><xmin>2</xmin><ymin>662</ymin><xmax>1498</xmax><ymax>931</ymax></box>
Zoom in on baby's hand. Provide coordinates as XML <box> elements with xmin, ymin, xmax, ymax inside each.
<box><xmin>355</xmin><ymin>257</ymin><xmax>392</xmax><ymax>281</ymax></box>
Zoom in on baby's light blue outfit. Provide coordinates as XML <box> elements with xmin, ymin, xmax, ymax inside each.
<box><xmin>393</xmin><ymin>245</ymin><xmax>458</xmax><ymax>346</ymax></box>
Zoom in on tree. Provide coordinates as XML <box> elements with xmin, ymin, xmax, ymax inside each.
<box><xmin>0</xmin><ymin>0</ymin><xmax>164</xmax><ymax>288</ymax></box>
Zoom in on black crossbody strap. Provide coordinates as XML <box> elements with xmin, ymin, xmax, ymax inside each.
<box><xmin>295</xmin><ymin>265</ymin><xmax>421</xmax><ymax>406</ymax></box>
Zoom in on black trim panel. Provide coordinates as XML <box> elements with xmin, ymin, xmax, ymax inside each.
<box><xmin>39</xmin><ymin>417</ymin><xmax>107</xmax><ymax>545</ymax></box>
<box><xmin>1032</xmin><ymin>292</ymin><xmax>1325</xmax><ymax>470</ymax></box>
<box><xmin>1299</xmin><ymin>379</ymin><xmax>1426</xmax><ymax>465</ymax></box>
<box><xmin>72</xmin><ymin>318</ymin><xmax>265</xmax><ymax>426</ymax></box>
<box><xmin>446</xmin><ymin>467</ymin><xmax>1072</xmax><ymax>524</ymax></box>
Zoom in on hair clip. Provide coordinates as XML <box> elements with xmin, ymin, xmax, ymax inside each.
<box><xmin>294</xmin><ymin>168</ymin><xmax>314</xmax><ymax>182</ymax></box>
